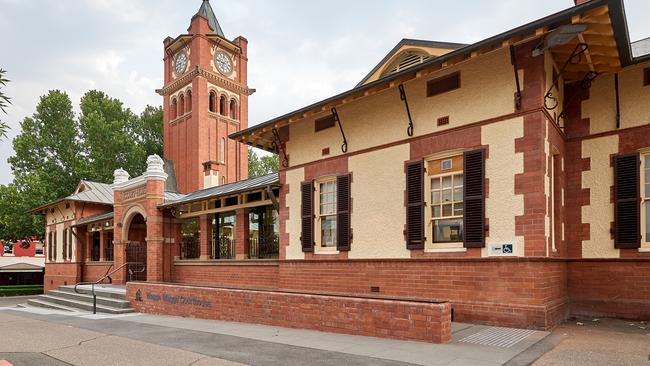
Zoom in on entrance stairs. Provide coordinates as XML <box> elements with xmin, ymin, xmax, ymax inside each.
<box><xmin>28</xmin><ymin>285</ymin><xmax>134</xmax><ymax>314</ymax></box>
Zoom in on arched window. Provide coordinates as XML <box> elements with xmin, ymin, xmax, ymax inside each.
<box><xmin>178</xmin><ymin>94</ymin><xmax>185</xmax><ymax>116</ymax></box>
<box><xmin>209</xmin><ymin>91</ymin><xmax>217</xmax><ymax>113</ymax></box>
<box><xmin>220</xmin><ymin>137</ymin><xmax>226</xmax><ymax>163</ymax></box>
<box><xmin>219</xmin><ymin>95</ymin><xmax>227</xmax><ymax>116</ymax></box>
<box><xmin>230</xmin><ymin>99</ymin><xmax>237</xmax><ymax>120</ymax></box>
<box><xmin>186</xmin><ymin>90</ymin><xmax>192</xmax><ymax>112</ymax></box>
<box><xmin>171</xmin><ymin>98</ymin><xmax>178</xmax><ymax>119</ymax></box>
<box><xmin>222</xmin><ymin>176</ymin><xmax>226</xmax><ymax>185</ymax></box>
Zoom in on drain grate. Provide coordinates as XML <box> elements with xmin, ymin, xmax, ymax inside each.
<box><xmin>459</xmin><ymin>326</ymin><xmax>536</xmax><ymax>348</ymax></box>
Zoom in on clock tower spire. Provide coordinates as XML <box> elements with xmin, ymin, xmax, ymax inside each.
<box><xmin>159</xmin><ymin>0</ymin><xmax>252</xmax><ymax>193</ymax></box>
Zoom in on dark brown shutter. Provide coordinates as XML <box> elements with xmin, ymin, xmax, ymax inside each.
<box><xmin>337</xmin><ymin>174</ymin><xmax>351</xmax><ymax>251</ymax></box>
<box><xmin>62</xmin><ymin>229</ymin><xmax>67</xmax><ymax>260</ymax></box>
<box><xmin>406</xmin><ymin>160</ymin><xmax>425</xmax><ymax>249</ymax></box>
<box><xmin>464</xmin><ymin>149</ymin><xmax>485</xmax><ymax>248</ymax></box>
<box><xmin>301</xmin><ymin>181</ymin><xmax>314</xmax><ymax>252</ymax></box>
<box><xmin>614</xmin><ymin>153</ymin><xmax>640</xmax><ymax>249</ymax></box>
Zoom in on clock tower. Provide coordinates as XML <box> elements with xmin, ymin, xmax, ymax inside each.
<box><xmin>159</xmin><ymin>0</ymin><xmax>252</xmax><ymax>193</ymax></box>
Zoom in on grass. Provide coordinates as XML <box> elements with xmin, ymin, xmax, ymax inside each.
<box><xmin>0</xmin><ymin>285</ymin><xmax>44</xmax><ymax>297</ymax></box>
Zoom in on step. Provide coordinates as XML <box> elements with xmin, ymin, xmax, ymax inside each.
<box><xmin>27</xmin><ymin>298</ymin><xmax>77</xmax><ymax>312</ymax></box>
<box><xmin>29</xmin><ymin>294</ymin><xmax>134</xmax><ymax>314</ymax></box>
<box><xmin>47</xmin><ymin>289</ymin><xmax>132</xmax><ymax>309</ymax></box>
<box><xmin>58</xmin><ymin>285</ymin><xmax>127</xmax><ymax>300</ymax></box>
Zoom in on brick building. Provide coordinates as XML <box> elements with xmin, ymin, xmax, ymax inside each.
<box><xmin>34</xmin><ymin>0</ymin><xmax>650</xmax><ymax>340</ymax></box>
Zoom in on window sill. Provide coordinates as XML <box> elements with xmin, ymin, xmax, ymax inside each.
<box><xmin>638</xmin><ymin>247</ymin><xmax>650</xmax><ymax>252</ymax></box>
<box><xmin>424</xmin><ymin>247</ymin><xmax>467</xmax><ymax>253</ymax></box>
<box><xmin>313</xmin><ymin>250</ymin><xmax>340</xmax><ymax>255</ymax></box>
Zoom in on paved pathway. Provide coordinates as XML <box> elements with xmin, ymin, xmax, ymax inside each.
<box><xmin>533</xmin><ymin>318</ymin><xmax>650</xmax><ymax>366</ymax></box>
<box><xmin>0</xmin><ymin>302</ymin><xmax>550</xmax><ymax>366</ymax></box>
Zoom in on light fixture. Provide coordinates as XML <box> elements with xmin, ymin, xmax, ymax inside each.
<box><xmin>532</xmin><ymin>24</ymin><xmax>588</xmax><ymax>57</ymax></box>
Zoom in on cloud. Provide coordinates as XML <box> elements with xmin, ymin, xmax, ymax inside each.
<box><xmin>0</xmin><ymin>0</ymin><xmax>649</xmax><ymax>186</ymax></box>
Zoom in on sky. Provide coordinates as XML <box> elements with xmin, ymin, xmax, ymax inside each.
<box><xmin>0</xmin><ymin>0</ymin><xmax>648</xmax><ymax>185</ymax></box>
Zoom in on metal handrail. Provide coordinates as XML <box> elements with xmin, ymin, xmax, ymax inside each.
<box><xmin>74</xmin><ymin>261</ymin><xmax>144</xmax><ymax>314</ymax></box>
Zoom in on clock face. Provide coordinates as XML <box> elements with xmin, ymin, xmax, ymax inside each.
<box><xmin>174</xmin><ymin>51</ymin><xmax>188</xmax><ymax>75</ymax></box>
<box><xmin>214</xmin><ymin>51</ymin><xmax>233</xmax><ymax>75</ymax></box>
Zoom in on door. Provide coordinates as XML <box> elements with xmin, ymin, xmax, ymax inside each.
<box><xmin>125</xmin><ymin>241</ymin><xmax>147</xmax><ymax>282</ymax></box>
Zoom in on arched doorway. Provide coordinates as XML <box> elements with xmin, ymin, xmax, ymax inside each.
<box><xmin>125</xmin><ymin>212</ymin><xmax>147</xmax><ymax>281</ymax></box>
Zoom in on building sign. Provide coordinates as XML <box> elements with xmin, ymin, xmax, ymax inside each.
<box><xmin>145</xmin><ymin>291</ymin><xmax>212</xmax><ymax>308</ymax></box>
<box><xmin>489</xmin><ymin>243</ymin><xmax>516</xmax><ymax>257</ymax></box>
<box><xmin>123</xmin><ymin>186</ymin><xmax>147</xmax><ymax>201</ymax></box>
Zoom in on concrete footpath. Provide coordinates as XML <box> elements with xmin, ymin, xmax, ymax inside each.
<box><xmin>0</xmin><ymin>302</ymin><xmax>552</xmax><ymax>366</ymax></box>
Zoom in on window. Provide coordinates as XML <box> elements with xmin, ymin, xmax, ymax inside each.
<box><xmin>219</xmin><ymin>95</ymin><xmax>227</xmax><ymax>116</ymax></box>
<box><xmin>427</xmin><ymin>72</ymin><xmax>460</xmax><ymax>97</ymax></box>
<box><xmin>187</xmin><ymin>90</ymin><xmax>192</xmax><ymax>112</ymax></box>
<box><xmin>180</xmin><ymin>218</ymin><xmax>200</xmax><ymax>259</ymax></box>
<box><xmin>179</xmin><ymin>94</ymin><xmax>185</xmax><ymax>116</ymax></box>
<box><xmin>641</xmin><ymin>154</ymin><xmax>650</xmax><ymax>243</ymax></box>
<box><xmin>644</xmin><ymin>67</ymin><xmax>650</xmax><ymax>86</ymax></box>
<box><xmin>315</xmin><ymin>115</ymin><xmax>336</xmax><ymax>132</ymax></box>
<box><xmin>249</xmin><ymin>206</ymin><xmax>279</xmax><ymax>259</ymax></box>
<box><xmin>62</xmin><ymin>228</ymin><xmax>67</xmax><ymax>261</ymax></box>
<box><xmin>171</xmin><ymin>98</ymin><xmax>177</xmax><ymax>119</ymax></box>
<box><xmin>230</xmin><ymin>99</ymin><xmax>237</xmax><ymax>119</ymax></box>
<box><xmin>316</xmin><ymin>179</ymin><xmax>337</xmax><ymax>250</ymax></box>
<box><xmin>209</xmin><ymin>91</ymin><xmax>217</xmax><ymax>112</ymax></box>
<box><xmin>427</xmin><ymin>155</ymin><xmax>464</xmax><ymax>245</ymax></box>
<box><xmin>220</xmin><ymin>137</ymin><xmax>226</xmax><ymax>163</ymax></box>
<box><xmin>47</xmin><ymin>231</ymin><xmax>52</xmax><ymax>261</ymax></box>
<box><xmin>53</xmin><ymin>230</ymin><xmax>57</xmax><ymax>261</ymax></box>
<box><xmin>213</xmin><ymin>212</ymin><xmax>236</xmax><ymax>259</ymax></box>
<box><xmin>68</xmin><ymin>229</ymin><xmax>73</xmax><ymax>260</ymax></box>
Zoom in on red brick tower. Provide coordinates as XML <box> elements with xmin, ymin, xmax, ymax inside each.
<box><xmin>160</xmin><ymin>0</ymin><xmax>251</xmax><ymax>193</ymax></box>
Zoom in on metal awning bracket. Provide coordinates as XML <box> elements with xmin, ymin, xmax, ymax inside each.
<box><xmin>509</xmin><ymin>45</ymin><xmax>522</xmax><ymax>111</ymax></box>
<box><xmin>331</xmin><ymin>107</ymin><xmax>348</xmax><ymax>153</ymax></box>
<box><xmin>398</xmin><ymin>84</ymin><xmax>415</xmax><ymax>136</ymax></box>
<box><xmin>271</xmin><ymin>128</ymin><xmax>289</xmax><ymax>168</ymax></box>
<box><xmin>545</xmin><ymin>43</ymin><xmax>588</xmax><ymax>111</ymax></box>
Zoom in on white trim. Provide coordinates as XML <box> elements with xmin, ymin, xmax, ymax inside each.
<box><xmin>424</xmin><ymin>247</ymin><xmax>467</xmax><ymax>253</ymax></box>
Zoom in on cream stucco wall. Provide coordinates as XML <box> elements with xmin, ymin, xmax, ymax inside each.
<box><xmin>44</xmin><ymin>202</ymin><xmax>76</xmax><ymax>262</ymax></box>
<box><xmin>287</xmin><ymin>48</ymin><xmax>517</xmax><ymax>167</ymax></box>
<box><xmin>285</xmin><ymin>167</ymin><xmax>306</xmax><ymax>260</ymax></box>
<box><xmin>581</xmin><ymin>135</ymin><xmax>619</xmax><ymax>258</ymax></box>
<box><xmin>348</xmin><ymin>144</ymin><xmax>410</xmax><ymax>259</ymax></box>
<box><xmin>583</xmin><ymin>61</ymin><xmax>650</xmax><ymax>135</ymax></box>
<box><xmin>481</xmin><ymin>117</ymin><xmax>525</xmax><ymax>257</ymax></box>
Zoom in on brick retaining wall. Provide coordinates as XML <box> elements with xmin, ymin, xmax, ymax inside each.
<box><xmin>127</xmin><ymin>282</ymin><xmax>452</xmax><ymax>343</ymax></box>
<box><xmin>568</xmin><ymin>260</ymin><xmax>650</xmax><ymax>320</ymax></box>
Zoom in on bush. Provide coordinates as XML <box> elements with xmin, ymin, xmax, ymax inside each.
<box><xmin>0</xmin><ymin>285</ymin><xmax>43</xmax><ymax>297</ymax></box>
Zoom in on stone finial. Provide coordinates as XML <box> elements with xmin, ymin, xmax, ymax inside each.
<box><xmin>146</xmin><ymin>154</ymin><xmax>165</xmax><ymax>174</ymax></box>
<box><xmin>113</xmin><ymin>168</ymin><xmax>130</xmax><ymax>185</ymax></box>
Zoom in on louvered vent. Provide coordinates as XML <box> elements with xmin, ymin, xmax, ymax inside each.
<box><xmin>387</xmin><ymin>53</ymin><xmax>432</xmax><ymax>75</ymax></box>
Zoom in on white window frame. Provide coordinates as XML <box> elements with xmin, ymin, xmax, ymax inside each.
<box><xmin>314</xmin><ymin>177</ymin><xmax>339</xmax><ymax>253</ymax></box>
<box><xmin>641</xmin><ymin>153</ymin><xmax>650</xmax><ymax>251</ymax></box>
<box><xmin>424</xmin><ymin>152</ymin><xmax>466</xmax><ymax>252</ymax></box>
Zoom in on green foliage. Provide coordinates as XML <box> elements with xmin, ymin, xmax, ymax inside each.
<box><xmin>0</xmin><ymin>285</ymin><xmax>44</xmax><ymax>297</ymax></box>
<box><xmin>0</xmin><ymin>69</ymin><xmax>11</xmax><ymax>139</ymax></box>
<box><xmin>0</xmin><ymin>89</ymin><xmax>163</xmax><ymax>240</ymax></box>
<box><xmin>248</xmin><ymin>147</ymin><xmax>279</xmax><ymax>178</ymax></box>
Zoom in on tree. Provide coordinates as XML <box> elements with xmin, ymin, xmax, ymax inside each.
<box><xmin>0</xmin><ymin>69</ymin><xmax>11</xmax><ymax>139</ymax></box>
<box><xmin>248</xmin><ymin>147</ymin><xmax>279</xmax><ymax>178</ymax></box>
<box><xmin>1</xmin><ymin>89</ymin><xmax>163</xmax><ymax>239</ymax></box>
<box><xmin>78</xmin><ymin>90</ymin><xmax>147</xmax><ymax>183</ymax></box>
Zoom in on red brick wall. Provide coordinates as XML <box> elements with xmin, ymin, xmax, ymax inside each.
<box><xmin>44</xmin><ymin>262</ymin><xmax>81</xmax><ymax>292</ymax></box>
<box><xmin>568</xmin><ymin>260</ymin><xmax>650</xmax><ymax>320</ymax></box>
<box><xmin>172</xmin><ymin>262</ymin><xmax>279</xmax><ymax>289</ymax></box>
<box><xmin>127</xmin><ymin>282</ymin><xmax>452</xmax><ymax>343</ymax></box>
<box><xmin>82</xmin><ymin>263</ymin><xmax>113</xmax><ymax>282</ymax></box>
<box><xmin>278</xmin><ymin>259</ymin><xmax>567</xmax><ymax>330</ymax></box>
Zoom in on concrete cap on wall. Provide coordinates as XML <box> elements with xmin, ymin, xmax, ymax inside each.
<box><xmin>113</xmin><ymin>168</ymin><xmax>130</xmax><ymax>185</ymax></box>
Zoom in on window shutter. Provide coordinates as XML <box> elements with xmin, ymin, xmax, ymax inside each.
<box><xmin>464</xmin><ymin>149</ymin><xmax>485</xmax><ymax>248</ymax></box>
<box><xmin>301</xmin><ymin>181</ymin><xmax>314</xmax><ymax>252</ymax></box>
<box><xmin>405</xmin><ymin>160</ymin><xmax>425</xmax><ymax>249</ymax></box>
<box><xmin>62</xmin><ymin>229</ymin><xmax>67</xmax><ymax>260</ymax></box>
<box><xmin>337</xmin><ymin>174</ymin><xmax>351</xmax><ymax>251</ymax></box>
<box><xmin>614</xmin><ymin>153</ymin><xmax>640</xmax><ymax>249</ymax></box>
